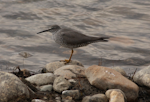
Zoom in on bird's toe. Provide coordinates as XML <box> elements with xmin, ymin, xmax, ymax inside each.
<box><xmin>60</xmin><ymin>59</ymin><xmax>71</xmax><ymax>64</ymax></box>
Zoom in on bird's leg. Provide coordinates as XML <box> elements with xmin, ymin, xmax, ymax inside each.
<box><xmin>64</xmin><ymin>49</ymin><xmax>74</xmax><ymax>63</ymax></box>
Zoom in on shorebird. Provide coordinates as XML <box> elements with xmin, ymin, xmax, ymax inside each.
<box><xmin>37</xmin><ymin>25</ymin><xmax>109</xmax><ymax>63</ymax></box>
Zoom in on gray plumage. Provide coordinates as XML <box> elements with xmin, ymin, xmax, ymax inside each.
<box><xmin>37</xmin><ymin>25</ymin><xmax>109</xmax><ymax>49</ymax></box>
<box><xmin>37</xmin><ymin>25</ymin><xmax>109</xmax><ymax>63</ymax></box>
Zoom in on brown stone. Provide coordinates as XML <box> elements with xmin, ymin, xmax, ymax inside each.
<box><xmin>106</xmin><ymin>89</ymin><xmax>126</xmax><ymax>102</ymax></box>
<box><xmin>82</xmin><ymin>94</ymin><xmax>107</xmax><ymax>102</ymax></box>
<box><xmin>0</xmin><ymin>71</ymin><xmax>31</xmax><ymax>102</ymax></box>
<box><xmin>85</xmin><ymin>65</ymin><xmax>139</xmax><ymax>101</ymax></box>
<box><xmin>133</xmin><ymin>65</ymin><xmax>150</xmax><ymax>88</ymax></box>
<box><xmin>111</xmin><ymin>66</ymin><xmax>127</xmax><ymax>76</ymax></box>
<box><xmin>53</xmin><ymin>76</ymin><xmax>71</xmax><ymax>93</ymax></box>
<box><xmin>54</xmin><ymin>65</ymin><xmax>85</xmax><ymax>79</ymax></box>
<box><xmin>46</xmin><ymin>60</ymin><xmax>83</xmax><ymax>73</ymax></box>
<box><xmin>25</xmin><ymin>73</ymin><xmax>54</xmax><ymax>86</ymax></box>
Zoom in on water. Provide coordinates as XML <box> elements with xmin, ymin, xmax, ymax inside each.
<box><xmin>0</xmin><ymin>0</ymin><xmax>150</xmax><ymax>73</ymax></box>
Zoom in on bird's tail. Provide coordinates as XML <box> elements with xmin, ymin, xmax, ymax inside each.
<box><xmin>98</xmin><ymin>37</ymin><xmax>110</xmax><ymax>42</ymax></box>
<box><xmin>98</xmin><ymin>36</ymin><xmax>134</xmax><ymax>45</ymax></box>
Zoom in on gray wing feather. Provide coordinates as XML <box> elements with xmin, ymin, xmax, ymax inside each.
<box><xmin>60</xmin><ymin>28</ymin><xmax>99</xmax><ymax>45</ymax></box>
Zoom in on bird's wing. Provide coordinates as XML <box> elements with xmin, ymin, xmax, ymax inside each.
<box><xmin>60</xmin><ymin>28</ymin><xmax>99</xmax><ymax>45</ymax></box>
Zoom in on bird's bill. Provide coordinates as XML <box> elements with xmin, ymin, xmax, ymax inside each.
<box><xmin>37</xmin><ymin>29</ymin><xmax>49</xmax><ymax>34</ymax></box>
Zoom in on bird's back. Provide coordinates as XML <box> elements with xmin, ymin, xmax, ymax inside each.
<box><xmin>53</xmin><ymin>28</ymin><xmax>108</xmax><ymax>48</ymax></box>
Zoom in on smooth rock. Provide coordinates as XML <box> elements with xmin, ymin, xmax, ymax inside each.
<box><xmin>54</xmin><ymin>65</ymin><xmax>85</xmax><ymax>79</ymax></box>
<box><xmin>85</xmin><ymin>65</ymin><xmax>139</xmax><ymax>101</ymax></box>
<box><xmin>25</xmin><ymin>73</ymin><xmax>54</xmax><ymax>86</ymax></box>
<box><xmin>133</xmin><ymin>65</ymin><xmax>150</xmax><ymax>88</ymax></box>
<box><xmin>111</xmin><ymin>66</ymin><xmax>127</xmax><ymax>76</ymax></box>
<box><xmin>46</xmin><ymin>60</ymin><xmax>83</xmax><ymax>72</ymax></box>
<box><xmin>32</xmin><ymin>99</ymin><xmax>46</xmax><ymax>102</ymax></box>
<box><xmin>106</xmin><ymin>89</ymin><xmax>127</xmax><ymax>102</ymax></box>
<box><xmin>62</xmin><ymin>90</ymin><xmax>80</xmax><ymax>99</ymax></box>
<box><xmin>20</xmin><ymin>77</ymin><xmax>38</xmax><ymax>92</ymax></box>
<box><xmin>40</xmin><ymin>84</ymin><xmax>53</xmax><ymax>92</ymax></box>
<box><xmin>0</xmin><ymin>71</ymin><xmax>31</xmax><ymax>102</ymax></box>
<box><xmin>82</xmin><ymin>94</ymin><xmax>107</xmax><ymax>102</ymax></box>
<box><xmin>53</xmin><ymin>76</ymin><xmax>71</xmax><ymax>93</ymax></box>
<box><xmin>68</xmin><ymin>79</ymin><xmax>77</xmax><ymax>85</ymax></box>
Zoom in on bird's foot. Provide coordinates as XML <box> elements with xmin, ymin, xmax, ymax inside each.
<box><xmin>60</xmin><ymin>59</ymin><xmax>71</xmax><ymax>64</ymax></box>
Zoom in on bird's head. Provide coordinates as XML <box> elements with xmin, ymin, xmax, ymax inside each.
<box><xmin>37</xmin><ymin>25</ymin><xmax>61</xmax><ymax>34</ymax></box>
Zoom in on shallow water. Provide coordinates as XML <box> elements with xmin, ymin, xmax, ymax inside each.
<box><xmin>0</xmin><ymin>0</ymin><xmax>150</xmax><ymax>73</ymax></box>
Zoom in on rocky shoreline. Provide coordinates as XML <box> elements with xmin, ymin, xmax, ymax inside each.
<box><xmin>0</xmin><ymin>60</ymin><xmax>150</xmax><ymax>102</ymax></box>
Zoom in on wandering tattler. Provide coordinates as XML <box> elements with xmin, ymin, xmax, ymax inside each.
<box><xmin>37</xmin><ymin>25</ymin><xmax>109</xmax><ymax>63</ymax></box>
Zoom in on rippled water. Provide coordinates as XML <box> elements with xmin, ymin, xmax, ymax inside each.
<box><xmin>0</xmin><ymin>0</ymin><xmax>150</xmax><ymax>73</ymax></box>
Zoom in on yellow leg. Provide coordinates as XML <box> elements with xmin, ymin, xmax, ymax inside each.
<box><xmin>64</xmin><ymin>49</ymin><xmax>74</xmax><ymax>63</ymax></box>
